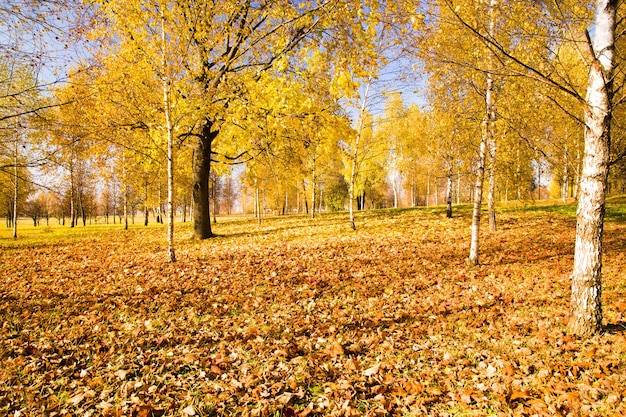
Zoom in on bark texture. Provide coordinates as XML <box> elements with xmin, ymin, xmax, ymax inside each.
<box><xmin>469</xmin><ymin>0</ymin><xmax>496</xmax><ymax>265</ymax></box>
<box><xmin>568</xmin><ymin>0</ymin><xmax>615</xmax><ymax>337</ymax></box>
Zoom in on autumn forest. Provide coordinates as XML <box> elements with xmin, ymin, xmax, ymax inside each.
<box><xmin>2</xmin><ymin>0</ymin><xmax>626</xmax><ymax>416</ymax></box>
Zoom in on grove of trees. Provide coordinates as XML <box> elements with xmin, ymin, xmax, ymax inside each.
<box><xmin>2</xmin><ymin>0</ymin><xmax>625</xmax><ymax>336</ymax></box>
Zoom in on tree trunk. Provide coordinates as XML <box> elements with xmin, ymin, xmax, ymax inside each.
<box><xmin>255</xmin><ymin>185</ymin><xmax>261</xmax><ymax>225</ymax></box>
<box><xmin>124</xmin><ymin>184</ymin><xmax>129</xmax><ymax>230</ymax></box>
<box><xmin>302</xmin><ymin>179</ymin><xmax>309</xmax><ymax>214</ymax></box>
<box><xmin>192</xmin><ymin>119</ymin><xmax>217</xmax><ymax>239</ymax></box>
<box><xmin>284</xmin><ymin>189</ymin><xmax>288</xmax><ymax>215</ymax></box>
<box><xmin>563</xmin><ymin>146</ymin><xmax>569</xmax><ymax>202</ymax></box>
<box><xmin>12</xmin><ymin>139</ymin><xmax>18</xmax><ymax>238</ymax></box>
<box><xmin>411</xmin><ymin>173</ymin><xmax>416</xmax><ymax>207</ymax></box>
<box><xmin>162</xmin><ymin>9</ymin><xmax>176</xmax><ymax>262</ymax></box>
<box><xmin>311</xmin><ymin>155</ymin><xmax>317</xmax><ymax>219</ymax></box>
<box><xmin>486</xmin><ymin>0</ymin><xmax>498</xmax><ymax>233</ymax></box>
<box><xmin>446</xmin><ymin>171</ymin><xmax>453</xmax><ymax>218</ymax></box>
<box><xmin>488</xmin><ymin>138</ymin><xmax>497</xmax><ymax>232</ymax></box>
<box><xmin>123</xmin><ymin>158</ymin><xmax>129</xmax><ymax>230</ymax></box>
<box><xmin>349</xmin><ymin>79</ymin><xmax>372</xmax><ymax>230</ymax></box>
<box><xmin>569</xmin><ymin>0</ymin><xmax>615</xmax><ymax>337</ymax></box>
<box><xmin>426</xmin><ymin>170</ymin><xmax>430</xmax><ymax>207</ymax></box>
<box><xmin>457</xmin><ymin>170</ymin><xmax>461</xmax><ymax>204</ymax></box>
<box><xmin>469</xmin><ymin>134</ymin><xmax>488</xmax><ymax>265</ymax></box>
<box><xmin>80</xmin><ymin>191</ymin><xmax>86</xmax><ymax>226</ymax></box>
<box><xmin>575</xmin><ymin>133</ymin><xmax>581</xmax><ymax>200</ymax></box>
<box><xmin>70</xmin><ymin>160</ymin><xmax>76</xmax><ymax>228</ymax></box>
<box><xmin>469</xmin><ymin>0</ymin><xmax>496</xmax><ymax>265</ymax></box>
<box><xmin>392</xmin><ymin>178</ymin><xmax>398</xmax><ymax>208</ymax></box>
<box><xmin>537</xmin><ymin>156</ymin><xmax>542</xmax><ymax>200</ymax></box>
<box><xmin>144</xmin><ymin>178</ymin><xmax>149</xmax><ymax>226</ymax></box>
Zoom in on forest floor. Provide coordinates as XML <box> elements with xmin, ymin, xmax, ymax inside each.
<box><xmin>2</xmin><ymin>201</ymin><xmax>626</xmax><ymax>417</ymax></box>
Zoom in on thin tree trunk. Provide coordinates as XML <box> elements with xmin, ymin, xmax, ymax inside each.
<box><xmin>12</xmin><ymin>139</ymin><xmax>18</xmax><ymax>238</ymax></box>
<box><xmin>349</xmin><ymin>79</ymin><xmax>372</xmax><ymax>230</ymax></box>
<box><xmin>144</xmin><ymin>177</ymin><xmax>149</xmax><ymax>226</ymax></box>
<box><xmin>446</xmin><ymin>171</ymin><xmax>453</xmax><ymax>218</ymax></box>
<box><xmin>456</xmin><ymin>170</ymin><xmax>461</xmax><ymax>205</ymax></box>
<box><xmin>411</xmin><ymin>173</ymin><xmax>416</xmax><ymax>207</ymax></box>
<box><xmin>469</xmin><ymin>0</ymin><xmax>496</xmax><ymax>265</ymax></box>
<box><xmin>575</xmin><ymin>133</ymin><xmax>581</xmax><ymax>200</ymax></box>
<box><xmin>123</xmin><ymin>152</ymin><xmax>128</xmax><ymax>230</ymax></box>
<box><xmin>486</xmin><ymin>2</ymin><xmax>498</xmax><ymax>233</ymax></box>
<box><xmin>302</xmin><ymin>179</ymin><xmax>309</xmax><ymax>214</ymax></box>
<box><xmin>537</xmin><ymin>155</ymin><xmax>542</xmax><ymax>200</ymax></box>
<box><xmin>255</xmin><ymin>184</ymin><xmax>261</xmax><ymax>225</ymax></box>
<box><xmin>79</xmin><ymin>191</ymin><xmax>86</xmax><ymax>226</ymax></box>
<box><xmin>393</xmin><ymin>178</ymin><xmax>398</xmax><ymax>208</ymax></box>
<box><xmin>488</xmin><ymin>139</ymin><xmax>497</xmax><ymax>232</ymax></box>
<box><xmin>311</xmin><ymin>155</ymin><xmax>317</xmax><ymax>219</ymax></box>
<box><xmin>426</xmin><ymin>170</ymin><xmax>430</xmax><ymax>207</ymax></box>
<box><xmin>569</xmin><ymin>0</ymin><xmax>615</xmax><ymax>337</ymax></box>
<box><xmin>112</xmin><ymin>178</ymin><xmax>117</xmax><ymax>225</ymax></box>
<box><xmin>162</xmin><ymin>8</ymin><xmax>176</xmax><ymax>262</ymax></box>
<box><xmin>563</xmin><ymin>146</ymin><xmax>569</xmax><ymax>202</ymax></box>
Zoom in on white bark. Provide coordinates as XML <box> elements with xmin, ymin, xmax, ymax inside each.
<box><xmin>563</xmin><ymin>145</ymin><xmax>569</xmax><ymax>202</ymax></box>
<box><xmin>486</xmin><ymin>0</ymin><xmax>497</xmax><ymax>233</ymax></box>
<box><xmin>122</xmin><ymin>151</ymin><xmax>128</xmax><ymax>230</ymax></box>
<box><xmin>311</xmin><ymin>154</ymin><xmax>317</xmax><ymax>219</ymax></box>
<box><xmin>469</xmin><ymin>130</ymin><xmax>487</xmax><ymax>265</ymax></box>
<box><xmin>349</xmin><ymin>79</ymin><xmax>372</xmax><ymax>230</ymax></box>
<box><xmin>488</xmin><ymin>136</ymin><xmax>496</xmax><ymax>232</ymax></box>
<box><xmin>446</xmin><ymin>171</ymin><xmax>453</xmax><ymax>218</ymax></box>
<box><xmin>469</xmin><ymin>0</ymin><xmax>496</xmax><ymax>265</ymax></box>
<box><xmin>12</xmin><ymin>138</ymin><xmax>18</xmax><ymax>238</ymax></box>
<box><xmin>569</xmin><ymin>0</ymin><xmax>615</xmax><ymax>336</ymax></box>
<box><xmin>162</xmin><ymin>7</ymin><xmax>176</xmax><ymax>262</ymax></box>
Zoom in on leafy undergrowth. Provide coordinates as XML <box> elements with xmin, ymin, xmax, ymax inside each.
<box><xmin>2</xmin><ymin>206</ymin><xmax>626</xmax><ymax>417</ymax></box>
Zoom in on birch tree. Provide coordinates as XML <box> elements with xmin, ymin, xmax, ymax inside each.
<box><xmin>426</xmin><ymin>0</ymin><xmax>621</xmax><ymax>335</ymax></box>
<box><xmin>569</xmin><ymin>0</ymin><xmax>616</xmax><ymax>336</ymax></box>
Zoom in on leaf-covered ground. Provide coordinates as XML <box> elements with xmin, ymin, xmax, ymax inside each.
<box><xmin>2</xmin><ymin>204</ymin><xmax>626</xmax><ymax>416</ymax></box>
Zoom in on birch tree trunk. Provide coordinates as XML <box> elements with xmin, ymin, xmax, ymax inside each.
<box><xmin>563</xmin><ymin>146</ymin><xmax>569</xmax><ymax>202</ymax></box>
<box><xmin>122</xmin><ymin>151</ymin><xmax>128</xmax><ymax>231</ymax></box>
<box><xmin>488</xmin><ymin>138</ymin><xmax>497</xmax><ymax>232</ymax></box>
<box><xmin>311</xmin><ymin>154</ymin><xmax>317</xmax><ymax>219</ymax></box>
<box><xmin>469</xmin><ymin>0</ymin><xmax>496</xmax><ymax>265</ymax></box>
<box><xmin>486</xmin><ymin>0</ymin><xmax>497</xmax><ymax>233</ymax></box>
<box><xmin>162</xmin><ymin>8</ymin><xmax>176</xmax><ymax>262</ymax></box>
<box><xmin>426</xmin><ymin>170</ymin><xmax>430</xmax><ymax>207</ymax></box>
<box><xmin>446</xmin><ymin>170</ymin><xmax>453</xmax><ymax>218</ymax></box>
<box><xmin>349</xmin><ymin>79</ymin><xmax>372</xmax><ymax>230</ymax></box>
<box><xmin>568</xmin><ymin>0</ymin><xmax>616</xmax><ymax>337</ymax></box>
<box><xmin>70</xmin><ymin>159</ymin><xmax>76</xmax><ymax>228</ymax></box>
<box><xmin>12</xmin><ymin>138</ymin><xmax>18</xmax><ymax>238</ymax></box>
<box><xmin>144</xmin><ymin>177</ymin><xmax>149</xmax><ymax>226</ymax></box>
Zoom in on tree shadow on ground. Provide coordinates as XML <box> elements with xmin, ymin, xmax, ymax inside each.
<box><xmin>603</xmin><ymin>322</ymin><xmax>626</xmax><ymax>334</ymax></box>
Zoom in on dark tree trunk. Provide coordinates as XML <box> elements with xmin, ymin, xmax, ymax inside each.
<box><xmin>192</xmin><ymin>119</ymin><xmax>218</xmax><ymax>239</ymax></box>
<box><xmin>446</xmin><ymin>173</ymin><xmax>453</xmax><ymax>219</ymax></box>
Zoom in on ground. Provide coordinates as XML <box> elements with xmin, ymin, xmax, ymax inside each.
<box><xmin>1</xmin><ymin>202</ymin><xmax>626</xmax><ymax>416</ymax></box>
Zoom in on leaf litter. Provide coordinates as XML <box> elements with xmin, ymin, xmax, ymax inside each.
<box><xmin>1</xmin><ymin>208</ymin><xmax>626</xmax><ymax>416</ymax></box>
